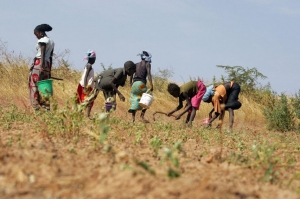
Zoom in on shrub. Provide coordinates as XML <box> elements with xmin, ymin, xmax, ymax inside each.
<box><xmin>291</xmin><ymin>89</ymin><xmax>300</xmax><ymax>133</ymax></box>
<box><xmin>263</xmin><ymin>93</ymin><xmax>295</xmax><ymax>132</ymax></box>
<box><xmin>291</xmin><ymin>89</ymin><xmax>300</xmax><ymax>119</ymax></box>
<box><xmin>216</xmin><ymin>65</ymin><xmax>267</xmax><ymax>94</ymax></box>
<box><xmin>250</xmin><ymin>84</ymin><xmax>276</xmax><ymax>108</ymax></box>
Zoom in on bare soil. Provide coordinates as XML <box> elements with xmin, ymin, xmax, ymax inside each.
<box><xmin>0</xmin><ymin>98</ymin><xmax>300</xmax><ymax>199</ymax></box>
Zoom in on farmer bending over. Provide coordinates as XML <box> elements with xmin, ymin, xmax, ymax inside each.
<box><xmin>202</xmin><ymin>81</ymin><xmax>242</xmax><ymax>130</ymax></box>
<box><xmin>81</xmin><ymin>61</ymin><xmax>136</xmax><ymax>109</ymax></box>
<box><xmin>167</xmin><ymin>80</ymin><xmax>206</xmax><ymax>126</ymax></box>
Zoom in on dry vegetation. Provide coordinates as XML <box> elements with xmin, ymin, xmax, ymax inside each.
<box><xmin>1</xmin><ymin>46</ymin><xmax>300</xmax><ymax>199</ymax></box>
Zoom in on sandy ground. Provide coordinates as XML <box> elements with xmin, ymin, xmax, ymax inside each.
<box><xmin>0</xmin><ymin>98</ymin><xmax>300</xmax><ymax>199</ymax></box>
<box><xmin>1</xmin><ymin>125</ymin><xmax>300</xmax><ymax>199</ymax></box>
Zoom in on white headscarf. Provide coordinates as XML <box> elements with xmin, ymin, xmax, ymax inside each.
<box><xmin>137</xmin><ymin>50</ymin><xmax>152</xmax><ymax>63</ymax></box>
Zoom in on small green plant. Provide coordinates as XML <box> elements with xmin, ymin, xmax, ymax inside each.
<box><xmin>136</xmin><ymin>161</ymin><xmax>156</xmax><ymax>175</ymax></box>
<box><xmin>237</xmin><ymin>141</ymin><xmax>244</xmax><ymax>151</ymax></box>
<box><xmin>98</xmin><ymin>113</ymin><xmax>110</xmax><ymax>144</ymax></box>
<box><xmin>154</xmin><ymin>122</ymin><xmax>174</xmax><ymax>132</ymax></box>
<box><xmin>7</xmin><ymin>136</ymin><xmax>13</xmax><ymax>147</ymax></box>
<box><xmin>120</xmin><ymin>164</ymin><xmax>132</xmax><ymax>171</ymax></box>
<box><xmin>168</xmin><ymin>168</ymin><xmax>180</xmax><ymax>178</ymax></box>
<box><xmin>69</xmin><ymin>146</ymin><xmax>76</xmax><ymax>154</ymax></box>
<box><xmin>149</xmin><ymin>136</ymin><xmax>162</xmax><ymax>156</ymax></box>
<box><xmin>162</xmin><ymin>140</ymin><xmax>185</xmax><ymax>178</ymax></box>
<box><xmin>287</xmin><ymin>171</ymin><xmax>300</xmax><ymax>188</ymax></box>
<box><xmin>263</xmin><ymin>163</ymin><xmax>275</xmax><ymax>183</ymax></box>
<box><xmin>251</xmin><ymin>140</ymin><xmax>281</xmax><ymax>183</ymax></box>
<box><xmin>135</xmin><ymin>131</ymin><xmax>142</xmax><ymax>145</ymax></box>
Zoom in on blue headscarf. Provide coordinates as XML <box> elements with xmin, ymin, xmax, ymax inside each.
<box><xmin>202</xmin><ymin>85</ymin><xmax>215</xmax><ymax>102</ymax></box>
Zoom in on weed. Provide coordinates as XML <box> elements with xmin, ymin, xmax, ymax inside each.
<box><xmin>120</xmin><ymin>164</ymin><xmax>132</xmax><ymax>171</ymax></box>
<box><xmin>154</xmin><ymin>122</ymin><xmax>174</xmax><ymax>132</ymax></box>
<box><xmin>69</xmin><ymin>146</ymin><xmax>76</xmax><ymax>154</ymax></box>
<box><xmin>287</xmin><ymin>171</ymin><xmax>300</xmax><ymax>188</ymax></box>
<box><xmin>162</xmin><ymin>141</ymin><xmax>185</xmax><ymax>178</ymax></box>
<box><xmin>0</xmin><ymin>104</ymin><xmax>31</xmax><ymax>130</ymax></box>
<box><xmin>149</xmin><ymin>136</ymin><xmax>162</xmax><ymax>156</ymax></box>
<box><xmin>168</xmin><ymin>168</ymin><xmax>180</xmax><ymax>178</ymax></box>
<box><xmin>136</xmin><ymin>161</ymin><xmax>155</xmax><ymax>175</ymax></box>
<box><xmin>237</xmin><ymin>141</ymin><xmax>244</xmax><ymax>151</ymax></box>
<box><xmin>7</xmin><ymin>136</ymin><xmax>13</xmax><ymax>147</ymax></box>
<box><xmin>98</xmin><ymin>113</ymin><xmax>110</xmax><ymax>144</ymax></box>
<box><xmin>135</xmin><ymin>131</ymin><xmax>142</xmax><ymax>145</ymax></box>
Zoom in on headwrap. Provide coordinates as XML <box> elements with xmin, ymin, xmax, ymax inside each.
<box><xmin>137</xmin><ymin>50</ymin><xmax>152</xmax><ymax>63</ymax></box>
<box><xmin>34</xmin><ymin>24</ymin><xmax>52</xmax><ymax>32</ymax></box>
<box><xmin>84</xmin><ymin>49</ymin><xmax>96</xmax><ymax>60</ymax></box>
<box><xmin>202</xmin><ymin>85</ymin><xmax>215</xmax><ymax>102</ymax></box>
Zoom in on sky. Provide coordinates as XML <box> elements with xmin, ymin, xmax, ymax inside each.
<box><xmin>0</xmin><ymin>0</ymin><xmax>299</xmax><ymax>94</ymax></box>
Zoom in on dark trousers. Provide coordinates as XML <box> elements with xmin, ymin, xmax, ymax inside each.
<box><xmin>225</xmin><ymin>83</ymin><xmax>242</xmax><ymax>110</ymax></box>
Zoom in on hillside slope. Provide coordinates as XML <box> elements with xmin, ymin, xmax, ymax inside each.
<box><xmin>0</xmin><ymin>61</ymin><xmax>299</xmax><ymax>199</ymax></box>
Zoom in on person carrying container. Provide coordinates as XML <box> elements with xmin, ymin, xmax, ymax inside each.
<box><xmin>29</xmin><ymin>24</ymin><xmax>55</xmax><ymax>110</ymax></box>
<box><xmin>128</xmin><ymin>51</ymin><xmax>154</xmax><ymax>123</ymax></box>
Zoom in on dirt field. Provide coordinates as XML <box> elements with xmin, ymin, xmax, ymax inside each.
<box><xmin>1</xmin><ymin>95</ymin><xmax>300</xmax><ymax>199</ymax></box>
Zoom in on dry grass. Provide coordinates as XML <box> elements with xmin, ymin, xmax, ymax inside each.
<box><xmin>0</xmin><ymin>45</ymin><xmax>265</xmax><ymax>129</ymax></box>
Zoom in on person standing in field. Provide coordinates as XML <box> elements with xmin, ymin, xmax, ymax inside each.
<box><xmin>202</xmin><ymin>81</ymin><xmax>242</xmax><ymax>130</ymax></box>
<box><xmin>81</xmin><ymin>61</ymin><xmax>136</xmax><ymax>109</ymax></box>
<box><xmin>76</xmin><ymin>50</ymin><xmax>96</xmax><ymax>118</ymax></box>
<box><xmin>167</xmin><ymin>80</ymin><xmax>206</xmax><ymax>126</ymax></box>
<box><xmin>128</xmin><ymin>51</ymin><xmax>154</xmax><ymax>123</ymax></box>
<box><xmin>29</xmin><ymin>24</ymin><xmax>55</xmax><ymax>110</ymax></box>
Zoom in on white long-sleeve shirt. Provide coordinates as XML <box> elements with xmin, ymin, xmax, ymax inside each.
<box><xmin>79</xmin><ymin>63</ymin><xmax>95</xmax><ymax>88</ymax></box>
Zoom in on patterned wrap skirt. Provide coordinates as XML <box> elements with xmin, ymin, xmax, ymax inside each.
<box><xmin>76</xmin><ymin>84</ymin><xmax>94</xmax><ymax>107</ymax></box>
<box><xmin>28</xmin><ymin>58</ymin><xmax>51</xmax><ymax>109</ymax></box>
<box><xmin>128</xmin><ymin>81</ymin><xmax>147</xmax><ymax>112</ymax></box>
